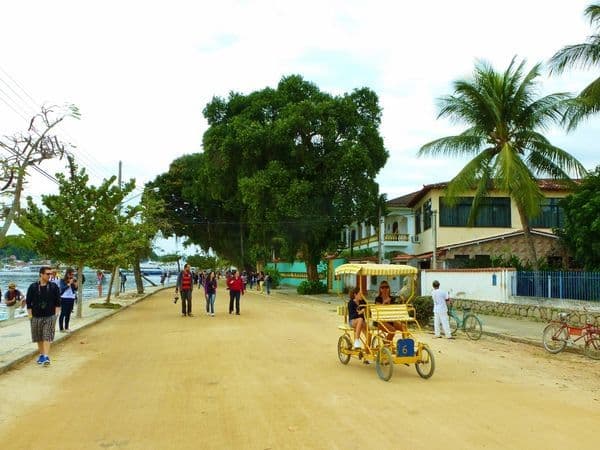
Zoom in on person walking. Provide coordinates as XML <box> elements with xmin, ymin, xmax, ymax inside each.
<box><xmin>58</xmin><ymin>268</ymin><xmax>78</xmax><ymax>333</ymax></box>
<box><xmin>176</xmin><ymin>264</ymin><xmax>194</xmax><ymax>317</ymax></box>
<box><xmin>96</xmin><ymin>270</ymin><xmax>105</xmax><ymax>297</ymax></box>
<box><xmin>431</xmin><ymin>280</ymin><xmax>453</xmax><ymax>339</ymax></box>
<box><xmin>119</xmin><ymin>271</ymin><xmax>127</xmax><ymax>293</ymax></box>
<box><xmin>227</xmin><ymin>270</ymin><xmax>245</xmax><ymax>315</ymax></box>
<box><xmin>4</xmin><ymin>282</ymin><xmax>24</xmax><ymax>320</ymax></box>
<box><xmin>26</xmin><ymin>266</ymin><xmax>61</xmax><ymax>366</ymax></box>
<box><xmin>264</xmin><ymin>273</ymin><xmax>271</xmax><ymax>295</ymax></box>
<box><xmin>205</xmin><ymin>271</ymin><xmax>217</xmax><ymax>316</ymax></box>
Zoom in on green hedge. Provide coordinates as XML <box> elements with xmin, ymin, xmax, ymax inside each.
<box><xmin>297</xmin><ymin>280</ymin><xmax>328</xmax><ymax>295</ymax></box>
<box><xmin>412</xmin><ymin>295</ymin><xmax>433</xmax><ymax>325</ymax></box>
<box><xmin>265</xmin><ymin>268</ymin><xmax>281</xmax><ymax>289</ymax></box>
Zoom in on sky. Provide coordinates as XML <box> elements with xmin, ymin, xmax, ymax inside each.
<box><xmin>1</xmin><ymin>0</ymin><xmax>599</xmax><ymax>254</ymax></box>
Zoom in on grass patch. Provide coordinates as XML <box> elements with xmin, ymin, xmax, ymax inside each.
<box><xmin>89</xmin><ymin>302</ymin><xmax>122</xmax><ymax>310</ymax></box>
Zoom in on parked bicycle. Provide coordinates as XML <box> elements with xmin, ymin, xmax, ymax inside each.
<box><xmin>542</xmin><ymin>310</ymin><xmax>600</xmax><ymax>360</ymax></box>
<box><xmin>448</xmin><ymin>306</ymin><xmax>483</xmax><ymax>340</ymax></box>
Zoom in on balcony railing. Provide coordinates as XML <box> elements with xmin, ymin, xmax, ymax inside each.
<box><xmin>352</xmin><ymin>233</ymin><xmax>410</xmax><ymax>247</ymax></box>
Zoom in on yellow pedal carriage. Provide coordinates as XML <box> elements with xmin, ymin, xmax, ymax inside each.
<box><xmin>335</xmin><ymin>263</ymin><xmax>435</xmax><ymax>381</ymax></box>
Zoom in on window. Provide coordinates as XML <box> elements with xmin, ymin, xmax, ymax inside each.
<box><xmin>530</xmin><ymin>198</ymin><xmax>564</xmax><ymax>228</ymax></box>
<box><xmin>415</xmin><ymin>210</ymin><xmax>421</xmax><ymax>234</ymax></box>
<box><xmin>423</xmin><ymin>199</ymin><xmax>432</xmax><ymax>230</ymax></box>
<box><xmin>440</xmin><ymin>197</ymin><xmax>511</xmax><ymax>227</ymax></box>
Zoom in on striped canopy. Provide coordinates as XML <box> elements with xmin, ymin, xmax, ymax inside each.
<box><xmin>334</xmin><ymin>263</ymin><xmax>418</xmax><ymax>277</ymax></box>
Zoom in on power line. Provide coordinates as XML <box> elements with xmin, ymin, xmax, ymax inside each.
<box><xmin>0</xmin><ymin>66</ymin><xmax>117</xmax><ymax>183</ymax></box>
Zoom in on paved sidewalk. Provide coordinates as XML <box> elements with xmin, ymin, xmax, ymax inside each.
<box><xmin>0</xmin><ymin>286</ymin><xmax>167</xmax><ymax>374</ymax></box>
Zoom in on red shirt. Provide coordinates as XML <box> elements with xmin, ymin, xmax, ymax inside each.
<box><xmin>181</xmin><ymin>271</ymin><xmax>193</xmax><ymax>291</ymax></box>
<box><xmin>227</xmin><ymin>276</ymin><xmax>245</xmax><ymax>293</ymax></box>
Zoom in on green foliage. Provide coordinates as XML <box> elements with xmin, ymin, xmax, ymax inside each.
<box><xmin>265</xmin><ymin>268</ymin><xmax>281</xmax><ymax>289</ymax></box>
<box><xmin>0</xmin><ymin>235</ymin><xmax>37</xmax><ymax>261</ymax></box>
<box><xmin>89</xmin><ymin>302</ymin><xmax>122</xmax><ymax>309</ymax></box>
<box><xmin>186</xmin><ymin>254</ymin><xmax>219</xmax><ymax>270</ymax></box>
<box><xmin>338</xmin><ymin>248</ymin><xmax>375</xmax><ymax>259</ymax></box>
<box><xmin>548</xmin><ymin>4</ymin><xmax>600</xmax><ymax>130</ymax></box>
<box><xmin>412</xmin><ymin>296</ymin><xmax>434</xmax><ymax>325</ymax></box>
<box><xmin>296</xmin><ymin>280</ymin><xmax>328</xmax><ymax>295</ymax></box>
<box><xmin>556</xmin><ymin>166</ymin><xmax>600</xmax><ymax>270</ymax></box>
<box><xmin>151</xmin><ymin>75</ymin><xmax>388</xmax><ymax>278</ymax></box>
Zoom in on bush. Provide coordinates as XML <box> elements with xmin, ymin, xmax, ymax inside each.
<box><xmin>411</xmin><ymin>295</ymin><xmax>433</xmax><ymax>325</ymax></box>
<box><xmin>265</xmin><ymin>268</ymin><xmax>281</xmax><ymax>289</ymax></box>
<box><xmin>297</xmin><ymin>280</ymin><xmax>328</xmax><ymax>295</ymax></box>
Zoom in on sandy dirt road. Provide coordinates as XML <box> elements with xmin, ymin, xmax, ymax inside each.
<box><xmin>0</xmin><ymin>287</ymin><xmax>598</xmax><ymax>450</ymax></box>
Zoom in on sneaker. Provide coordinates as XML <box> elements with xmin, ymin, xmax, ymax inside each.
<box><xmin>187</xmin><ymin>313</ymin><xmax>194</xmax><ymax>317</ymax></box>
<box><xmin>210</xmin><ymin>313</ymin><xmax>215</xmax><ymax>317</ymax></box>
<box><xmin>42</xmin><ymin>356</ymin><xmax>51</xmax><ymax>366</ymax></box>
<box><xmin>36</xmin><ymin>354</ymin><xmax>44</xmax><ymax>365</ymax></box>
<box><xmin>182</xmin><ymin>314</ymin><xmax>187</xmax><ymax>317</ymax></box>
<box><xmin>353</xmin><ymin>340</ymin><xmax>362</xmax><ymax>349</ymax></box>
<box><xmin>236</xmin><ymin>312</ymin><xmax>240</xmax><ymax>315</ymax></box>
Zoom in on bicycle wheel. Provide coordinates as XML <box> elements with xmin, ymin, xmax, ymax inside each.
<box><xmin>449</xmin><ymin>314</ymin><xmax>459</xmax><ymax>334</ymax></box>
<box><xmin>542</xmin><ymin>323</ymin><xmax>568</xmax><ymax>354</ymax></box>
<box><xmin>464</xmin><ymin>315</ymin><xmax>483</xmax><ymax>340</ymax></box>
<box><xmin>375</xmin><ymin>346</ymin><xmax>393</xmax><ymax>381</ymax></box>
<box><xmin>337</xmin><ymin>335</ymin><xmax>352</xmax><ymax>364</ymax></box>
<box><xmin>415</xmin><ymin>345</ymin><xmax>435</xmax><ymax>379</ymax></box>
<box><xmin>584</xmin><ymin>336</ymin><xmax>600</xmax><ymax>360</ymax></box>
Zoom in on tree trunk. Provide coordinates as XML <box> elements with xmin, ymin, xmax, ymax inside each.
<box><xmin>133</xmin><ymin>258</ymin><xmax>144</xmax><ymax>294</ymax></box>
<box><xmin>75</xmin><ymin>263</ymin><xmax>84</xmax><ymax>318</ymax></box>
<box><xmin>306</xmin><ymin>262</ymin><xmax>319</xmax><ymax>282</ymax></box>
<box><xmin>0</xmin><ymin>168</ymin><xmax>25</xmax><ymax>240</ymax></box>
<box><xmin>105</xmin><ymin>266</ymin><xmax>118</xmax><ymax>303</ymax></box>
<box><xmin>517</xmin><ymin>205</ymin><xmax>540</xmax><ymax>271</ymax></box>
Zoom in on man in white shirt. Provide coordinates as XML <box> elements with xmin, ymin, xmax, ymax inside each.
<box><xmin>432</xmin><ymin>280</ymin><xmax>453</xmax><ymax>339</ymax></box>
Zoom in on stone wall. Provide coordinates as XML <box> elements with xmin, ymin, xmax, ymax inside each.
<box><xmin>443</xmin><ymin>232</ymin><xmax>567</xmax><ymax>266</ymax></box>
<box><xmin>452</xmin><ymin>298</ymin><xmax>600</xmax><ymax>326</ymax></box>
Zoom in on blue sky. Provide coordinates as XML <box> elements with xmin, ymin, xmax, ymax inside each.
<box><xmin>1</xmin><ymin>0</ymin><xmax>598</xmax><ymax>253</ymax></box>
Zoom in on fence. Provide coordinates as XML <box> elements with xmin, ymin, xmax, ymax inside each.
<box><xmin>511</xmin><ymin>271</ymin><xmax>600</xmax><ymax>301</ymax></box>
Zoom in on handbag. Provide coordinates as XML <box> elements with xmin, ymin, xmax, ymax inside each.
<box><xmin>6</xmin><ymin>298</ymin><xmax>17</xmax><ymax>307</ymax></box>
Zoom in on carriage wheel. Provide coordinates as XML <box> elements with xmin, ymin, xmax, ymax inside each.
<box><xmin>415</xmin><ymin>345</ymin><xmax>435</xmax><ymax>379</ymax></box>
<box><xmin>375</xmin><ymin>347</ymin><xmax>393</xmax><ymax>381</ymax></box>
<box><xmin>337</xmin><ymin>335</ymin><xmax>352</xmax><ymax>365</ymax></box>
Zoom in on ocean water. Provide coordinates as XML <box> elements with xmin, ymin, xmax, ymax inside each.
<box><xmin>0</xmin><ymin>271</ymin><xmax>176</xmax><ymax>321</ymax></box>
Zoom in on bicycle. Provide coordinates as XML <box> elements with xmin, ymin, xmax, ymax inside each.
<box><xmin>448</xmin><ymin>306</ymin><xmax>483</xmax><ymax>340</ymax></box>
<box><xmin>542</xmin><ymin>311</ymin><xmax>600</xmax><ymax>360</ymax></box>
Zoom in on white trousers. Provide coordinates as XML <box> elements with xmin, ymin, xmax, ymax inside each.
<box><xmin>433</xmin><ymin>310</ymin><xmax>452</xmax><ymax>338</ymax></box>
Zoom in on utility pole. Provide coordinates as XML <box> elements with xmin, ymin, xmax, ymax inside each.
<box><xmin>432</xmin><ymin>210</ymin><xmax>438</xmax><ymax>269</ymax></box>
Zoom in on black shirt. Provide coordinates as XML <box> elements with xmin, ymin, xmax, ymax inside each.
<box><xmin>26</xmin><ymin>282</ymin><xmax>61</xmax><ymax>317</ymax></box>
<box><xmin>348</xmin><ymin>298</ymin><xmax>366</xmax><ymax>321</ymax></box>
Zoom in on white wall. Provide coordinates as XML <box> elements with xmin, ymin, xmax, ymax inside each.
<box><xmin>420</xmin><ymin>269</ymin><xmax>514</xmax><ymax>302</ymax></box>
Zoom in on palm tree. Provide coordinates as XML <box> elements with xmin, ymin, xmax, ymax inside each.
<box><xmin>418</xmin><ymin>58</ymin><xmax>587</xmax><ymax>270</ymax></box>
<box><xmin>549</xmin><ymin>3</ymin><xmax>600</xmax><ymax>130</ymax></box>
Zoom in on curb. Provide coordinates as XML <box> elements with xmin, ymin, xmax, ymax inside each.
<box><xmin>0</xmin><ymin>287</ymin><xmax>166</xmax><ymax>375</ymax></box>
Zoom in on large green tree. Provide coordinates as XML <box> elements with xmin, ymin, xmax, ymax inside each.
<box><xmin>549</xmin><ymin>3</ymin><xmax>600</xmax><ymax>129</ymax></box>
<box><xmin>153</xmin><ymin>75</ymin><xmax>388</xmax><ymax>279</ymax></box>
<box><xmin>419</xmin><ymin>58</ymin><xmax>587</xmax><ymax>270</ymax></box>
<box><xmin>556</xmin><ymin>166</ymin><xmax>600</xmax><ymax>270</ymax></box>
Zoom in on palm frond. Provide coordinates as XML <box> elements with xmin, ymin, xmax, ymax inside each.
<box><xmin>525</xmin><ymin>138</ymin><xmax>588</xmax><ymax>178</ymax></box>
<box><xmin>549</xmin><ymin>41</ymin><xmax>600</xmax><ymax>74</ymax></box>
<box><xmin>563</xmin><ymin>80</ymin><xmax>600</xmax><ymax>130</ymax></box>
<box><xmin>584</xmin><ymin>4</ymin><xmax>600</xmax><ymax>27</ymax></box>
<box><xmin>494</xmin><ymin>144</ymin><xmax>543</xmax><ymax>217</ymax></box>
<box><xmin>445</xmin><ymin>148</ymin><xmax>496</xmax><ymax>201</ymax></box>
<box><xmin>418</xmin><ymin>132</ymin><xmax>484</xmax><ymax>158</ymax></box>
